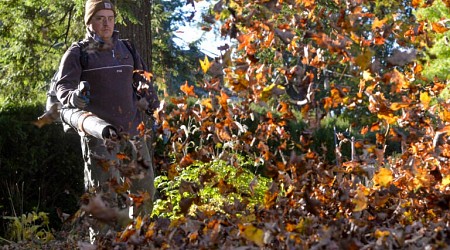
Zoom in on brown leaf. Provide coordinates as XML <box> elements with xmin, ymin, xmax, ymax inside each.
<box><xmin>179</xmin><ymin>180</ymin><xmax>199</xmax><ymax>194</ymax></box>
<box><xmin>80</xmin><ymin>194</ymin><xmax>119</xmax><ymax>224</ymax></box>
<box><xmin>387</xmin><ymin>49</ymin><xmax>417</xmax><ymax>66</ymax></box>
<box><xmin>33</xmin><ymin>104</ymin><xmax>60</xmax><ymax>128</ymax></box>
<box><xmin>443</xmin><ymin>0</ymin><xmax>450</xmax><ymax>7</ymax></box>
<box><xmin>263</xmin><ymin>182</ymin><xmax>279</xmax><ymax>209</ymax></box>
<box><xmin>179</xmin><ymin>197</ymin><xmax>195</xmax><ymax>215</ymax></box>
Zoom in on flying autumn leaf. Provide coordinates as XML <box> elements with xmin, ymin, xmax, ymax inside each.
<box><xmin>239</xmin><ymin>223</ymin><xmax>265</xmax><ymax>247</ymax></box>
<box><xmin>133</xmin><ymin>70</ymin><xmax>153</xmax><ymax>81</ymax></box>
<box><xmin>199</xmin><ymin>55</ymin><xmax>212</xmax><ymax>74</ymax></box>
<box><xmin>420</xmin><ymin>91</ymin><xmax>431</xmax><ymax>109</ymax></box>
<box><xmin>390</xmin><ymin>102</ymin><xmax>410</xmax><ymax>111</ymax></box>
<box><xmin>355</xmin><ymin>49</ymin><xmax>374</xmax><ymax>70</ymax></box>
<box><xmin>33</xmin><ymin>104</ymin><xmax>60</xmax><ymax>128</ymax></box>
<box><xmin>372</xmin><ymin>17</ymin><xmax>387</xmax><ymax>30</ymax></box>
<box><xmin>387</xmin><ymin>48</ymin><xmax>417</xmax><ymax>66</ymax></box>
<box><xmin>442</xmin><ymin>175</ymin><xmax>450</xmax><ymax>187</ymax></box>
<box><xmin>431</xmin><ymin>21</ymin><xmax>449</xmax><ymax>33</ymax></box>
<box><xmin>443</xmin><ymin>0</ymin><xmax>450</xmax><ymax>7</ymax></box>
<box><xmin>80</xmin><ymin>194</ymin><xmax>130</xmax><ymax>226</ymax></box>
<box><xmin>116</xmin><ymin>153</ymin><xmax>130</xmax><ymax>161</ymax></box>
<box><xmin>373</xmin><ymin>168</ymin><xmax>394</xmax><ymax>188</ymax></box>
<box><xmin>218</xmin><ymin>90</ymin><xmax>229</xmax><ymax>109</ymax></box>
<box><xmin>411</xmin><ymin>0</ymin><xmax>422</xmax><ymax>8</ymax></box>
<box><xmin>353</xmin><ymin>188</ymin><xmax>368</xmax><ymax>212</ymax></box>
<box><xmin>412</xmin><ymin>167</ymin><xmax>432</xmax><ymax>190</ymax></box>
<box><xmin>180</xmin><ymin>81</ymin><xmax>197</xmax><ymax>97</ymax></box>
<box><xmin>201</xmin><ymin>25</ymin><xmax>212</xmax><ymax>31</ymax></box>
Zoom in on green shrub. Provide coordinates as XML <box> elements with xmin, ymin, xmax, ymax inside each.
<box><xmin>3</xmin><ymin>212</ymin><xmax>54</xmax><ymax>243</ymax></box>
<box><xmin>0</xmin><ymin>104</ymin><xmax>84</xmax><ymax>238</ymax></box>
<box><xmin>153</xmin><ymin>157</ymin><xmax>270</xmax><ymax>219</ymax></box>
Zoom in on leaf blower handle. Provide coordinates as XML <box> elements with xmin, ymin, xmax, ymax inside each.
<box><xmin>69</xmin><ymin>81</ymin><xmax>90</xmax><ymax>109</ymax></box>
<box><xmin>79</xmin><ymin>81</ymin><xmax>90</xmax><ymax>98</ymax></box>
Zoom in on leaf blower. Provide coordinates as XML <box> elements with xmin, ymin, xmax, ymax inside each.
<box><xmin>60</xmin><ymin>81</ymin><xmax>117</xmax><ymax>140</ymax></box>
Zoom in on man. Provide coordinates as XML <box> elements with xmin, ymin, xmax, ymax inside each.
<box><xmin>54</xmin><ymin>0</ymin><xmax>159</xmax><ymax>224</ymax></box>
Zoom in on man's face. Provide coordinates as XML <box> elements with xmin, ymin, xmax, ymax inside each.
<box><xmin>88</xmin><ymin>9</ymin><xmax>115</xmax><ymax>41</ymax></box>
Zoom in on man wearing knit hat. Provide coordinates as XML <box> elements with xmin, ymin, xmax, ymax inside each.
<box><xmin>53</xmin><ymin>0</ymin><xmax>159</xmax><ymax>235</ymax></box>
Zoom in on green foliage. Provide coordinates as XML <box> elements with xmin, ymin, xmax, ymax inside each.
<box><xmin>415</xmin><ymin>0</ymin><xmax>450</xmax><ymax>80</ymax></box>
<box><xmin>3</xmin><ymin>212</ymin><xmax>54</xmax><ymax>243</ymax></box>
<box><xmin>150</xmin><ymin>1</ymin><xmax>206</xmax><ymax>96</ymax></box>
<box><xmin>0</xmin><ymin>0</ymin><xmax>85</xmax><ymax>105</ymax></box>
<box><xmin>153</xmin><ymin>158</ymin><xmax>270</xmax><ymax>219</ymax></box>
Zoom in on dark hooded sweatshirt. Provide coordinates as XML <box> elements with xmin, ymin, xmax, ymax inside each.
<box><xmin>55</xmin><ymin>30</ymin><xmax>158</xmax><ymax>136</ymax></box>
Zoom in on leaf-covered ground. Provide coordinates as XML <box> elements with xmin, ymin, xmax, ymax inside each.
<box><xmin>3</xmin><ymin>150</ymin><xmax>450</xmax><ymax>250</ymax></box>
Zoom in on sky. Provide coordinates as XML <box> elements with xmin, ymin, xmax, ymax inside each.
<box><xmin>173</xmin><ymin>1</ymin><xmax>229</xmax><ymax>58</ymax></box>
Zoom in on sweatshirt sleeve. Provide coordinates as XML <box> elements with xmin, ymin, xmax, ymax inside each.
<box><xmin>54</xmin><ymin>44</ymin><xmax>82</xmax><ymax>107</ymax></box>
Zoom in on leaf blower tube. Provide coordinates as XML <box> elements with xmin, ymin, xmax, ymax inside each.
<box><xmin>60</xmin><ymin>81</ymin><xmax>117</xmax><ymax>140</ymax></box>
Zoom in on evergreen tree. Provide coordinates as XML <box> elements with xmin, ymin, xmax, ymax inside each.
<box><xmin>0</xmin><ymin>0</ymin><xmax>84</xmax><ymax>107</ymax></box>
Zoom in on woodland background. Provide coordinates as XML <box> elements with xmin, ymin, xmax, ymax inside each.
<box><xmin>2</xmin><ymin>0</ymin><xmax>450</xmax><ymax>248</ymax></box>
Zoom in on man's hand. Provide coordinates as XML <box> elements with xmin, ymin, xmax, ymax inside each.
<box><xmin>69</xmin><ymin>81</ymin><xmax>90</xmax><ymax>109</ymax></box>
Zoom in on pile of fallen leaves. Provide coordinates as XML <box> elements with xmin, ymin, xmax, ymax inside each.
<box><xmin>27</xmin><ymin>157</ymin><xmax>450</xmax><ymax>249</ymax></box>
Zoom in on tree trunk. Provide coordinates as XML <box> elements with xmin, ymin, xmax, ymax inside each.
<box><xmin>116</xmin><ymin>0</ymin><xmax>153</xmax><ymax>71</ymax></box>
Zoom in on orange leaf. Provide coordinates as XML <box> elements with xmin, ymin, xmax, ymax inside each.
<box><xmin>360</xmin><ymin>126</ymin><xmax>369</xmax><ymax>135</ymax></box>
<box><xmin>137</xmin><ymin>122</ymin><xmax>146</xmax><ymax>136</ymax></box>
<box><xmin>370</xmin><ymin>122</ymin><xmax>380</xmax><ymax>132</ymax></box>
<box><xmin>277</xmin><ymin>101</ymin><xmax>290</xmax><ymax>114</ymax></box>
<box><xmin>216</xmin><ymin>126</ymin><xmax>232</xmax><ymax>141</ymax></box>
<box><xmin>372</xmin><ymin>17</ymin><xmax>387</xmax><ymax>30</ymax></box>
<box><xmin>264</xmin><ymin>190</ymin><xmax>278</xmax><ymax>209</ymax></box>
<box><xmin>116</xmin><ymin>153</ymin><xmax>129</xmax><ymax>161</ymax></box>
<box><xmin>374</xmin><ymin>36</ymin><xmax>385</xmax><ymax>45</ymax></box>
<box><xmin>411</xmin><ymin>0</ymin><xmax>422</xmax><ymax>7</ymax></box>
<box><xmin>134</xmin><ymin>70</ymin><xmax>153</xmax><ymax>82</ymax></box>
<box><xmin>323</xmin><ymin>97</ymin><xmax>333</xmax><ymax>112</ymax></box>
<box><xmin>237</xmin><ymin>33</ymin><xmax>253</xmax><ymax>50</ymax></box>
<box><xmin>377</xmin><ymin>113</ymin><xmax>398</xmax><ymax>124</ymax></box>
<box><xmin>180</xmin><ymin>154</ymin><xmax>194</xmax><ymax>168</ymax></box>
<box><xmin>437</xmin><ymin>125</ymin><xmax>450</xmax><ymax>135</ymax></box>
<box><xmin>180</xmin><ymin>81</ymin><xmax>197</xmax><ymax>97</ymax></box>
<box><xmin>412</xmin><ymin>167</ymin><xmax>432</xmax><ymax>189</ymax></box>
<box><xmin>390</xmin><ymin>102</ymin><xmax>410</xmax><ymax>111</ymax></box>
<box><xmin>219</xmin><ymin>90</ymin><xmax>229</xmax><ymax>109</ymax></box>
<box><xmin>440</xmin><ymin>109</ymin><xmax>450</xmax><ymax>122</ymax></box>
<box><xmin>432</xmin><ymin>21</ymin><xmax>449</xmax><ymax>33</ymax></box>
<box><xmin>129</xmin><ymin>192</ymin><xmax>150</xmax><ymax>210</ymax></box>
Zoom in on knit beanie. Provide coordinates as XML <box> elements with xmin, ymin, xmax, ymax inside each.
<box><xmin>84</xmin><ymin>0</ymin><xmax>116</xmax><ymax>25</ymax></box>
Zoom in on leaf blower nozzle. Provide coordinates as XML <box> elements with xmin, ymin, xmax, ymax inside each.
<box><xmin>60</xmin><ymin>81</ymin><xmax>117</xmax><ymax>140</ymax></box>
